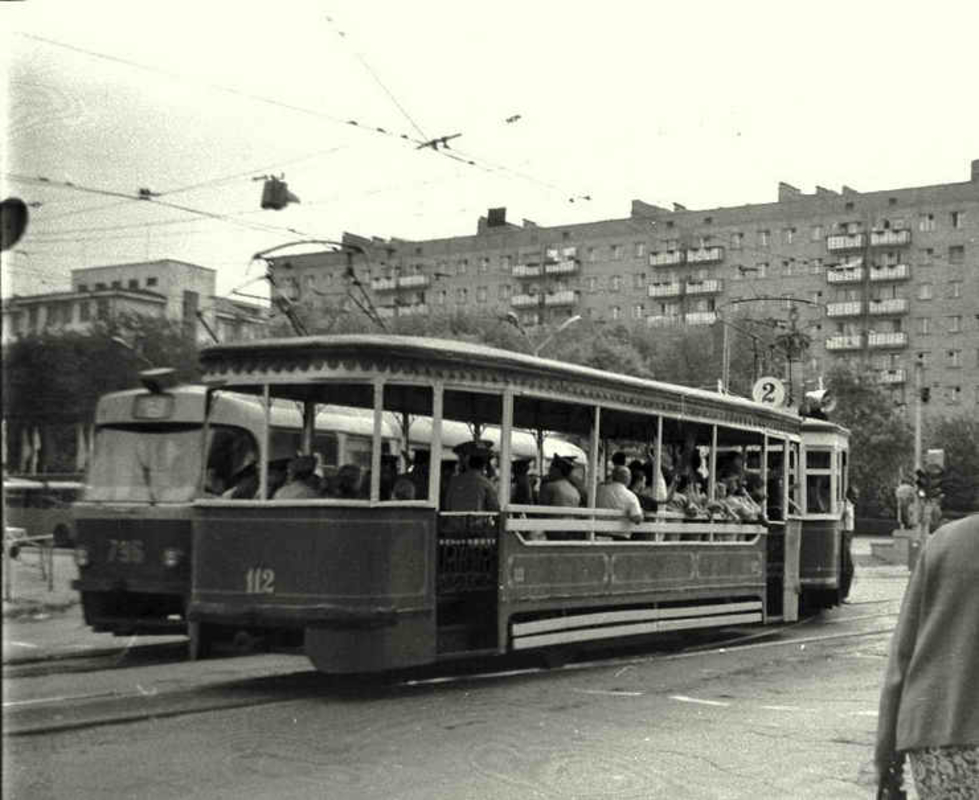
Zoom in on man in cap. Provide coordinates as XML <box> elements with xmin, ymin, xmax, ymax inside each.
<box><xmin>539</xmin><ymin>455</ymin><xmax>581</xmax><ymax>507</ymax></box>
<box><xmin>444</xmin><ymin>442</ymin><xmax>500</xmax><ymax>512</ymax></box>
<box><xmin>511</xmin><ymin>457</ymin><xmax>536</xmax><ymax>505</ymax></box>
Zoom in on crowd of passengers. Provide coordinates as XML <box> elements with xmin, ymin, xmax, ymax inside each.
<box><xmin>211</xmin><ymin>436</ymin><xmax>767</xmax><ymax>530</ymax></box>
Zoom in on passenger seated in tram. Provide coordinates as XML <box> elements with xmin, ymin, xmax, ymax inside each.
<box><xmin>511</xmin><ymin>457</ymin><xmax>536</xmax><ymax>505</ymax></box>
<box><xmin>444</xmin><ymin>444</ymin><xmax>500</xmax><ymax>512</ymax></box>
<box><xmin>596</xmin><ymin>465</ymin><xmax>644</xmax><ymax>527</ymax></box>
<box><xmin>628</xmin><ymin>459</ymin><xmax>658</xmax><ymax>512</ymax></box>
<box><xmin>407</xmin><ymin>450</ymin><xmax>430</xmax><ymax>500</ymax></box>
<box><xmin>274</xmin><ymin>455</ymin><xmax>320</xmax><ymax>499</ymax></box>
<box><xmin>538</xmin><ymin>455</ymin><xmax>581</xmax><ymax>507</ymax></box>
<box><xmin>336</xmin><ymin>463</ymin><xmax>364</xmax><ymax>499</ymax></box>
<box><xmin>379</xmin><ymin>455</ymin><xmax>399</xmax><ymax>501</ymax></box>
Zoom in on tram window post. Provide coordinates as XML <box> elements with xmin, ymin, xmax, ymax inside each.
<box><xmin>429</xmin><ymin>383</ymin><xmax>443</xmax><ymax>506</ymax></box>
<box><xmin>708</xmin><ymin>425</ymin><xmax>718</xmax><ymax>501</ymax></box>
<box><xmin>259</xmin><ymin>384</ymin><xmax>270</xmax><ymax>500</ymax></box>
<box><xmin>654</xmin><ymin>417</ymin><xmax>664</xmax><ymax>509</ymax></box>
<box><xmin>370</xmin><ymin>379</ymin><xmax>383</xmax><ymax>503</ymax></box>
<box><xmin>499</xmin><ymin>390</ymin><xmax>514</xmax><ymax>509</ymax></box>
<box><xmin>301</xmin><ymin>400</ymin><xmax>315</xmax><ymax>456</ymax></box>
<box><xmin>762</xmin><ymin>435</ymin><xmax>770</xmax><ymax>519</ymax></box>
<box><xmin>587</xmin><ymin>405</ymin><xmax>601</xmax><ymax>541</ymax></box>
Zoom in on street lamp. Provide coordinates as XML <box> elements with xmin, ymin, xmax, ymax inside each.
<box><xmin>534</xmin><ymin>314</ymin><xmax>582</xmax><ymax>356</ymax></box>
<box><xmin>110</xmin><ymin>336</ymin><xmax>154</xmax><ymax>369</ymax></box>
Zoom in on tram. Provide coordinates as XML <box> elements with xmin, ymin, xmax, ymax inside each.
<box><xmin>189</xmin><ymin>334</ymin><xmax>847</xmax><ymax>673</ymax></box>
<box><xmin>71</xmin><ymin>371</ymin><xmax>396</xmax><ymax>640</ymax></box>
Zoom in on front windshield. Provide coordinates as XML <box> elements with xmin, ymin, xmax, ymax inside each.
<box><xmin>85</xmin><ymin>424</ymin><xmax>204</xmax><ymax>503</ymax></box>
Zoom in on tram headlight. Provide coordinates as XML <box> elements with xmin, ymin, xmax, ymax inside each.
<box><xmin>74</xmin><ymin>545</ymin><xmax>90</xmax><ymax>567</ymax></box>
<box><xmin>162</xmin><ymin>547</ymin><xmax>184</xmax><ymax>568</ymax></box>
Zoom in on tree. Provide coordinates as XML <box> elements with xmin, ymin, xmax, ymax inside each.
<box><xmin>826</xmin><ymin>364</ymin><xmax>914</xmax><ymax>518</ymax></box>
<box><xmin>926</xmin><ymin>415</ymin><xmax>979</xmax><ymax>513</ymax></box>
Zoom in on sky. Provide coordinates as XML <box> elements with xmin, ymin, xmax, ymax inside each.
<box><xmin>3</xmin><ymin>0</ymin><xmax>978</xmax><ymax>303</ymax></box>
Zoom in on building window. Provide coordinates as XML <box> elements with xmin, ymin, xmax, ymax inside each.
<box><xmin>146</xmin><ymin>277</ymin><xmax>157</xmax><ymax>287</ymax></box>
<box><xmin>811</xmin><ymin>258</ymin><xmax>823</xmax><ymax>274</ymax></box>
<box><xmin>96</xmin><ymin>299</ymin><xmax>109</xmax><ymax>320</ymax></box>
<box><xmin>947</xmin><ymin>349</ymin><xmax>962</xmax><ymax>368</ymax></box>
<box><xmin>755</xmin><ymin>262</ymin><xmax>768</xmax><ymax>278</ymax></box>
<box><xmin>949</xmin><ymin>280</ymin><xmax>963</xmax><ymax>299</ymax></box>
<box><xmin>611</xmin><ymin>244</ymin><xmax>623</xmax><ymax>260</ymax></box>
<box><xmin>948</xmin><ymin>245</ymin><xmax>965</xmax><ymax>265</ymax></box>
<box><xmin>633</xmin><ymin>273</ymin><xmax>645</xmax><ymax>289</ymax></box>
<box><xmin>476</xmin><ymin>286</ymin><xmax>488</xmax><ymax>303</ymax></box>
<box><xmin>78</xmin><ymin>283</ymin><xmax>89</xmax><ymax>292</ymax></box>
<box><xmin>951</xmin><ymin>210</ymin><xmax>965</xmax><ymax>228</ymax></box>
<box><xmin>809</xmin><ymin>225</ymin><xmax>823</xmax><ymax>241</ymax></box>
<box><xmin>945</xmin><ymin>386</ymin><xmax>962</xmax><ymax>405</ymax></box>
<box><xmin>918</xmin><ymin>283</ymin><xmax>933</xmax><ymax>300</ymax></box>
<box><xmin>79</xmin><ymin>301</ymin><xmax>91</xmax><ymax>322</ymax></box>
<box><xmin>916</xmin><ymin>351</ymin><xmax>930</xmax><ymax>368</ymax></box>
<box><xmin>437</xmin><ymin>290</ymin><xmax>446</xmax><ymax>306</ymax></box>
<box><xmin>948</xmin><ymin>315</ymin><xmax>962</xmax><ymax>334</ymax></box>
<box><xmin>918</xmin><ymin>213</ymin><xmax>936</xmax><ymax>232</ymax></box>
<box><xmin>917</xmin><ymin>318</ymin><xmax>931</xmax><ymax>335</ymax></box>
<box><xmin>95</xmin><ymin>282</ymin><xmax>106</xmax><ymax>290</ymax></box>
<box><xmin>128</xmin><ymin>279</ymin><xmax>139</xmax><ymax>289</ymax></box>
<box><xmin>610</xmin><ymin>275</ymin><xmax>622</xmax><ymax>292</ymax></box>
<box><xmin>632</xmin><ymin>304</ymin><xmax>644</xmax><ymax>319</ymax></box>
<box><xmin>634</xmin><ymin>242</ymin><xmax>646</xmax><ymax>258</ymax></box>
<box><xmin>587</xmin><ymin>247</ymin><xmax>598</xmax><ymax>262</ymax></box>
<box><xmin>479</xmin><ymin>257</ymin><xmax>489</xmax><ymax>274</ymax></box>
<box><xmin>758</xmin><ymin>230</ymin><xmax>770</xmax><ymax>247</ymax></box>
<box><xmin>731</xmin><ymin>232</ymin><xmax>743</xmax><ymax>249</ymax></box>
<box><xmin>845</xmin><ymin>201</ymin><xmax>854</xmax><ymax>211</ymax></box>
<box><xmin>783</xmin><ymin>227</ymin><xmax>796</xmax><ymax>244</ymax></box>
<box><xmin>456</xmin><ymin>287</ymin><xmax>468</xmax><ymax>303</ymax></box>
<box><xmin>611</xmin><ymin>306</ymin><xmax>621</xmax><ymax>320</ymax></box>
<box><xmin>502</xmin><ymin>255</ymin><xmax>512</xmax><ymax>269</ymax></box>
<box><xmin>499</xmin><ymin>284</ymin><xmax>511</xmax><ymax>300</ymax></box>
<box><xmin>111</xmin><ymin>280</ymin><xmax>121</xmax><ymax>289</ymax></box>
<box><xmin>457</xmin><ymin>259</ymin><xmax>468</xmax><ymax>276</ymax></box>
<box><xmin>586</xmin><ymin>276</ymin><xmax>598</xmax><ymax>292</ymax></box>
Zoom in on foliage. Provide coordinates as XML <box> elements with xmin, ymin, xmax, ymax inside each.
<box><xmin>825</xmin><ymin>364</ymin><xmax>914</xmax><ymax>517</ymax></box>
<box><xmin>2</xmin><ymin>315</ymin><xmax>200</xmax><ymax>471</ymax></box>
<box><xmin>925</xmin><ymin>415</ymin><xmax>979</xmax><ymax>512</ymax></box>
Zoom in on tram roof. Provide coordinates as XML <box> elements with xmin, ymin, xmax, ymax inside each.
<box><xmin>200</xmin><ymin>334</ymin><xmax>804</xmax><ymax>431</ymax></box>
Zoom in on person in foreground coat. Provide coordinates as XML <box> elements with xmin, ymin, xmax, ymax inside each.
<box><xmin>875</xmin><ymin>513</ymin><xmax>979</xmax><ymax>799</ymax></box>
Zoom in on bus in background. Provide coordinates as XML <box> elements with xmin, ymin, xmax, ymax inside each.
<box><xmin>2</xmin><ymin>476</ymin><xmax>83</xmax><ymax>549</ymax></box>
<box><xmin>190</xmin><ymin>334</ymin><xmax>825</xmax><ymax>675</ymax></box>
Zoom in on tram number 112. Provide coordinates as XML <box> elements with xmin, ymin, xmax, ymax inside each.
<box><xmin>244</xmin><ymin>567</ymin><xmax>275</xmax><ymax>594</ymax></box>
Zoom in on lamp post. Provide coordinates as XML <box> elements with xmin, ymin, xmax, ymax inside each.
<box><xmin>110</xmin><ymin>336</ymin><xmax>154</xmax><ymax>369</ymax></box>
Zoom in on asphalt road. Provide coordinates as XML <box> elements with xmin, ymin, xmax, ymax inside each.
<box><xmin>2</xmin><ymin>542</ymin><xmax>912</xmax><ymax>800</ymax></box>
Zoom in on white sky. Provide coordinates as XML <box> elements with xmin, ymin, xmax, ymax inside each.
<box><xmin>3</xmin><ymin>0</ymin><xmax>978</xmax><ymax>300</ymax></box>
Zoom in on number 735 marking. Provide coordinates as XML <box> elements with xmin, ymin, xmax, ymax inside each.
<box><xmin>244</xmin><ymin>567</ymin><xmax>275</xmax><ymax>594</ymax></box>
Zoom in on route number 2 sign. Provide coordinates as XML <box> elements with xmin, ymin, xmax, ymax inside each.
<box><xmin>752</xmin><ymin>376</ymin><xmax>786</xmax><ymax>407</ymax></box>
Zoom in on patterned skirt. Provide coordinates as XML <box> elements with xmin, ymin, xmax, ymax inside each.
<box><xmin>908</xmin><ymin>745</ymin><xmax>979</xmax><ymax>800</ymax></box>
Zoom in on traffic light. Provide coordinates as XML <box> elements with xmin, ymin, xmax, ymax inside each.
<box><xmin>924</xmin><ymin>463</ymin><xmax>945</xmax><ymax>500</ymax></box>
<box><xmin>260</xmin><ymin>178</ymin><xmax>300</xmax><ymax>210</ymax></box>
<box><xmin>920</xmin><ymin>386</ymin><xmax>930</xmax><ymax>403</ymax></box>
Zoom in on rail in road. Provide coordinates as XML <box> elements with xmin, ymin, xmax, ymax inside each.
<box><xmin>2</xmin><ymin>604</ymin><xmax>901</xmax><ymax>738</ymax></box>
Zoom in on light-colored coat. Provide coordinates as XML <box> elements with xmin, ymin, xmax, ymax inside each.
<box><xmin>876</xmin><ymin>514</ymin><xmax>979</xmax><ymax>770</ymax></box>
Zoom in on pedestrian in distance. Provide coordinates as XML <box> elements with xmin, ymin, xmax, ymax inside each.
<box><xmin>840</xmin><ymin>485</ymin><xmax>857</xmax><ymax>602</ymax></box>
<box><xmin>875</xmin><ymin>513</ymin><xmax>979</xmax><ymax>799</ymax></box>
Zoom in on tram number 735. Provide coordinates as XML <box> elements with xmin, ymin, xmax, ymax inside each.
<box><xmin>244</xmin><ymin>567</ymin><xmax>275</xmax><ymax>594</ymax></box>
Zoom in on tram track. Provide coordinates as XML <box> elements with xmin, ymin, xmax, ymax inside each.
<box><xmin>4</xmin><ymin>612</ymin><xmax>898</xmax><ymax>738</ymax></box>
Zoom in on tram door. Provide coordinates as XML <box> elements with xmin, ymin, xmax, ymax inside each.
<box><xmin>434</xmin><ymin>389</ymin><xmax>502</xmax><ymax>656</ymax></box>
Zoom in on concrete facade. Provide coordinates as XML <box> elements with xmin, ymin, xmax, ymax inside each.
<box><xmin>272</xmin><ymin>161</ymin><xmax>979</xmax><ymax>420</ymax></box>
<box><xmin>2</xmin><ymin>259</ymin><xmax>268</xmax><ymax>344</ymax></box>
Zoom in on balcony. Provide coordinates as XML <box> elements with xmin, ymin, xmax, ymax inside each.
<box><xmin>544</xmin><ymin>259</ymin><xmax>579</xmax><ymax>275</ymax></box>
<box><xmin>510</xmin><ymin>293</ymin><xmax>540</xmax><ymax>308</ymax></box>
<box><xmin>397</xmin><ymin>302</ymin><xmax>429</xmax><ymax>317</ymax></box>
<box><xmin>868</xmin><ymin>331</ymin><xmax>908</xmax><ymax>349</ymax></box>
<box><xmin>825</xmin><ymin>334</ymin><xmax>863</xmax><ymax>351</ymax></box>
<box><xmin>685</xmin><ymin>278</ymin><xmax>723</xmax><ymax>295</ymax></box>
<box><xmin>868</xmin><ymin>297</ymin><xmax>909</xmax><ymax>316</ymax></box>
<box><xmin>647</xmin><ymin>282</ymin><xmax>682</xmax><ymax>299</ymax></box>
<box><xmin>561</xmin><ymin>246</ymin><xmax>578</xmax><ymax>259</ymax></box>
<box><xmin>870</xmin><ymin>229</ymin><xmax>911</xmax><ymax>247</ymax></box>
<box><xmin>512</xmin><ymin>263</ymin><xmax>542</xmax><ymax>278</ymax></box>
<box><xmin>543</xmin><ymin>289</ymin><xmax>577</xmax><ymax>307</ymax></box>
<box><xmin>878</xmin><ymin>368</ymin><xmax>907</xmax><ymax>385</ymax></box>
<box><xmin>869</xmin><ymin>263</ymin><xmax>910</xmax><ymax>282</ymax></box>
<box><xmin>826</xmin><ymin>233</ymin><xmax>865</xmax><ymax>251</ymax></box>
<box><xmin>685</xmin><ymin>246</ymin><xmax>725</xmax><ymax>264</ymax></box>
<box><xmin>646</xmin><ymin>315</ymin><xmax>681</xmax><ymax>328</ymax></box>
<box><xmin>826</xmin><ymin>267</ymin><xmax>864</xmax><ymax>284</ymax></box>
<box><xmin>649</xmin><ymin>250</ymin><xmax>684</xmax><ymax>267</ymax></box>
<box><xmin>685</xmin><ymin>311</ymin><xmax>716</xmax><ymax>325</ymax></box>
<box><xmin>826</xmin><ymin>301</ymin><xmax>863</xmax><ymax>318</ymax></box>
<box><xmin>397</xmin><ymin>274</ymin><xmax>430</xmax><ymax>289</ymax></box>
<box><xmin>371</xmin><ymin>277</ymin><xmax>397</xmax><ymax>292</ymax></box>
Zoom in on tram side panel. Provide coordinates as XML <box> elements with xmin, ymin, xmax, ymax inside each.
<box><xmin>799</xmin><ymin>517</ymin><xmax>842</xmax><ymax>608</ymax></box>
<box><xmin>497</xmin><ymin>524</ymin><xmax>769</xmax><ymax>653</ymax></box>
<box><xmin>72</xmin><ymin>505</ymin><xmax>192</xmax><ymax>634</ymax></box>
<box><xmin>190</xmin><ymin>504</ymin><xmax>437</xmax><ymax>673</ymax></box>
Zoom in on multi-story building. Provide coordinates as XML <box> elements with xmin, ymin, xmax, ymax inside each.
<box><xmin>2</xmin><ymin>259</ymin><xmax>268</xmax><ymax>343</ymax></box>
<box><xmin>271</xmin><ymin>160</ymin><xmax>979</xmax><ymax>420</ymax></box>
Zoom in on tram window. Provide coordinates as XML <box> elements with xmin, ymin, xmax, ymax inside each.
<box><xmin>442</xmin><ymin>389</ymin><xmax>503</xmax><ymax>511</ymax></box>
<box><xmin>766</xmin><ymin>447</ymin><xmax>786</xmax><ymax>521</ymax></box>
<box><xmin>805</xmin><ymin>450</ymin><xmax>832</xmax><ymax>470</ymax></box>
<box><xmin>806</xmin><ymin>475</ymin><xmax>832</xmax><ymax>514</ymax></box>
<box><xmin>382</xmin><ymin>384</ymin><xmax>433</xmax><ymax>501</ymax></box>
<box><xmin>205</xmin><ymin>426</ymin><xmax>259</xmax><ymax>496</ymax></box>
